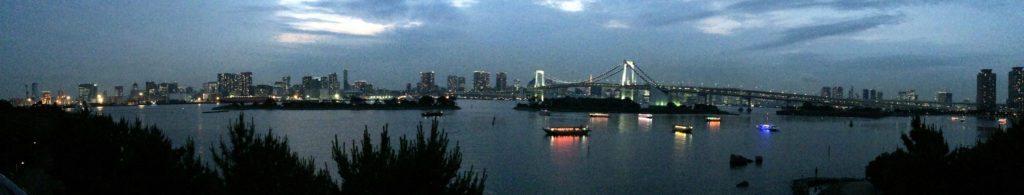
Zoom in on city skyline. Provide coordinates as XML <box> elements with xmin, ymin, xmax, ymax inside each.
<box><xmin>3</xmin><ymin>1</ymin><xmax>1024</xmax><ymax>101</ymax></box>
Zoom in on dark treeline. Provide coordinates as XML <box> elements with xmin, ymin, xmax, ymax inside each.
<box><xmin>215</xmin><ymin>95</ymin><xmax>459</xmax><ymax>110</ymax></box>
<box><xmin>0</xmin><ymin>100</ymin><xmax>485</xmax><ymax>194</ymax></box>
<box><xmin>866</xmin><ymin>116</ymin><xmax>1024</xmax><ymax>194</ymax></box>
<box><xmin>515</xmin><ymin>97</ymin><xmax>725</xmax><ymax>114</ymax></box>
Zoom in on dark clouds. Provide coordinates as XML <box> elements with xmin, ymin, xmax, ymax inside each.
<box><xmin>750</xmin><ymin>14</ymin><xmax>904</xmax><ymax>49</ymax></box>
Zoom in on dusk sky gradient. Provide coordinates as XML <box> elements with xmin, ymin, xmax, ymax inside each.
<box><xmin>2</xmin><ymin>0</ymin><xmax>1023</xmax><ymax>102</ymax></box>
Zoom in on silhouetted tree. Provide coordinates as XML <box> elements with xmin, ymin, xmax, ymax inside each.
<box><xmin>349</xmin><ymin>96</ymin><xmax>367</xmax><ymax>105</ymax></box>
<box><xmin>213</xmin><ymin>113</ymin><xmax>339</xmax><ymax>195</ymax></box>
<box><xmin>332</xmin><ymin>119</ymin><xmax>486</xmax><ymax>194</ymax></box>
<box><xmin>866</xmin><ymin>116</ymin><xmax>1024</xmax><ymax>194</ymax></box>
<box><xmin>419</xmin><ymin>96</ymin><xmax>436</xmax><ymax>106</ymax></box>
<box><xmin>436</xmin><ymin>96</ymin><xmax>456</xmax><ymax>106</ymax></box>
<box><xmin>0</xmin><ymin>106</ymin><xmax>223</xmax><ymax>194</ymax></box>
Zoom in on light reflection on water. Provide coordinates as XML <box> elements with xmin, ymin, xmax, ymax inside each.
<box><xmin>96</xmin><ymin>100</ymin><xmax>994</xmax><ymax>194</ymax></box>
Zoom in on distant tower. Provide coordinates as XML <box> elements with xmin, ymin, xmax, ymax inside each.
<box><xmin>848</xmin><ymin>86</ymin><xmax>855</xmax><ymax>99</ymax></box>
<box><xmin>31</xmin><ymin>83</ymin><xmax>39</xmax><ymax>99</ymax></box>
<box><xmin>343</xmin><ymin>69</ymin><xmax>350</xmax><ymax>90</ymax></box>
<box><xmin>495</xmin><ymin>72</ymin><xmax>508</xmax><ymax>91</ymax></box>
<box><xmin>977</xmin><ymin>69</ymin><xmax>997</xmax><ymax>112</ymax></box>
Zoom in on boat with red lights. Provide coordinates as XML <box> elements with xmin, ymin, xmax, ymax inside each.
<box><xmin>543</xmin><ymin>126</ymin><xmax>590</xmax><ymax>135</ymax></box>
<box><xmin>638</xmin><ymin>113</ymin><xmax>653</xmax><ymax>119</ymax></box>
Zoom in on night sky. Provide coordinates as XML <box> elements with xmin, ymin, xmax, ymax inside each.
<box><xmin>2</xmin><ymin>0</ymin><xmax>1023</xmax><ymax>102</ymax></box>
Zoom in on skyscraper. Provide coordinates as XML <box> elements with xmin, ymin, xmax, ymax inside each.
<box><xmin>977</xmin><ymin>69</ymin><xmax>997</xmax><ymax>112</ymax></box>
<box><xmin>217</xmin><ymin>73</ymin><xmax>237</xmax><ymax>97</ymax></box>
<box><xmin>419</xmin><ymin>71</ymin><xmax>436</xmax><ymax>92</ymax></box>
<box><xmin>447</xmin><ymin>75</ymin><xmax>460</xmax><ymax>92</ymax></box>
<box><xmin>328</xmin><ymin>73</ymin><xmax>340</xmax><ymax>96</ymax></box>
<box><xmin>496</xmin><ymin>72</ymin><xmax>507</xmax><ymax>91</ymax></box>
<box><xmin>240</xmin><ymin>72</ymin><xmax>253</xmax><ymax>96</ymax></box>
<box><xmin>1009</xmin><ymin>67</ymin><xmax>1024</xmax><ymax>110</ymax></box>
<box><xmin>343</xmin><ymin>69</ymin><xmax>350</xmax><ymax>90</ymax></box>
<box><xmin>473</xmin><ymin>71</ymin><xmax>490</xmax><ymax>91</ymax></box>
<box><xmin>897</xmin><ymin>90</ymin><xmax>918</xmax><ymax>101</ymax></box>
<box><xmin>114</xmin><ymin>86</ymin><xmax>124</xmax><ymax>98</ymax></box>
<box><xmin>78</xmin><ymin>83</ymin><xmax>98</xmax><ymax>103</ymax></box>
<box><xmin>31</xmin><ymin>82</ymin><xmax>39</xmax><ymax>99</ymax></box>
<box><xmin>820</xmin><ymin>87</ymin><xmax>831</xmax><ymax>98</ymax></box>
<box><xmin>832</xmin><ymin>86</ymin><xmax>844</xmax><ymax>99</ymax></box>
<box><xmin>937</xmin><ymin>91</ymin><xmax>953</xmax><ymax>104</ymax></box>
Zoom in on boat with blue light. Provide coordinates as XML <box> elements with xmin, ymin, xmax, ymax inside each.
<box><xmin>758</xmin><ymin>124</ymin><xmax>779</xmax><ymax>132</ymax></box>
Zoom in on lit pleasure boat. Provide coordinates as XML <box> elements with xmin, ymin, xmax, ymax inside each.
<box><xmin>673</xmin><ymin>124</ymin><xmax>693</xmax><ymax>133</ymax></box>
<box><xmin>638</xmin><ymin>113</ymin><xmax>653</xmax><ymax>119</ymax></box>
<box><xmin>543</xmin><ymin>126</ymin><xmax>590</xmax><ymax>136</ymax></box>
<box><xmin>589</xmin><ymin>113</ymin><xmax>610</xmax><ymax>117</ymax></box>
<box><xmin>705</xmin><ymin>116</ymin><xmax>721</xmax><ymax>122</ymax></box>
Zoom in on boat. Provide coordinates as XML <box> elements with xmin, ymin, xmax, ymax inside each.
<box><xmin>422</xmin><ymin>111</ymin><xmax>443</xmax><ymax>117</ymax></box>
<box><xmin>951</xmin><ymin>116</ymin><xmax>965</xmax><ymax>122</ymax></box>
<box><xmin>673</xmin><ymin>124</ymin><xmax>693</xmax><ymax>133</ymax></box>
<box><xmin>638</xmin><ymin>113</ymin><xmax>653</xmax><ymax>119</ymax></box>
<box><xmin>543</xmin><ymin>126</ymin><xmax>589</xmax><ymax>136</ymax></box>
<box><xmin>203</xmin><ymin>110</ymin><xmax>229</xmax><ymax>114</ymax></box>
<box><xmin>758</xmin><ymin>114</ymin><xmax>779</xmax><ymax>132</ymax></box>
<box><xmin>757</xmin><ymin>124</ymin><xmax>780</xmax><ymax>132</ymax></box>
<box><xmin>589</xmin><ymin>113</ymin><xmax>609</xmax><ymax>117</ymax></box>
<box><xmin>540</xmin><ymin>109</ymin><xmax>551</xmax><ymax>116</ymax></box>
<box><xmin>705</xmin><ymin>116</ymin><xmax>721</xmax><ymax>121</ymax></box>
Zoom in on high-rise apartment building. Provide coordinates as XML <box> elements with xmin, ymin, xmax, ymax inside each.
<box><xmin>473</xmin><ymin>71</ymin><xmax>490</xmax><ymax>91</ymax></box>
<box><xmin>419</xmin><ymin>71</ymin><xmax>436</xmax><ymax>92</ymax></box>
<box><xmin>1009</xmin><ymin>67</ymin><xmax>1024</xmax><ymax>110</ymax></box>
<box><xmin>496</xmin><ymin>72</ymin><xmax>507</xmax><ymax>91</ymax></box>
<box><xmin>977</xmin><ymin>69</ymin><xmax>997</xmax><ymax>112</ymax></box>
<box><xmin>937</xmin><ymin>91</ymin><xmax>953</xmax><ymax>104</ymax></box>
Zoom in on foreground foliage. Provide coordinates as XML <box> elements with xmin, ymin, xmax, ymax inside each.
<box><xmin>866</xmin><ymin>116</ymin><xmax>1024</xmax><ymax>194</ymax></box>
<box><xmin>0</xmin><ymin>100</ymin><xmax>486</xmax><ymax>194</ymax></box>
<box><xmin>0</xmin><ymin>102</ymin><xmax>222</xmax><ymax>194</ymax></box>
<box><xmin>212</xmin><ymin>114</ymin><xmax>340</xmax><ymax>194</ymax></box>
<box><xmin>333</xmin><ymin>119</ymin><xmax>486</xmax><ymax>194</ymax></box>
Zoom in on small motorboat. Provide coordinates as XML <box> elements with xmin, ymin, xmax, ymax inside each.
<box><xmin>203</xmin><ymin>110</ymin><xmax>229</xmax><ymax>114</ymax></box>
<box><xmin>540</xmin><ymin>109</ymin><xmax>551</xmax><ymax>116</ymax></box>
<box><xmin>673</xmin><ymin>124</ymin><xmax>693</xmax><ymax>133</ymax></box>
<box><xmin>422</xmin><ymin>111</ymin><xmax>443</xmax><ymax>117</ymax></box>
<box><xmin>705</xmin><ymin>116</ymin><xmax>721</xmax><ymax>122</ymax></box>
<box><xmin>638</xmin><ymin>113</ymin><xmax>653</xmax><ymax>119</ymax></box>
<box><xmin>589</xmin><ymin>113</ymin><xmax>609</xmax><ymax>117</ymax></box>
<box><xmin>543</xmin><ymin>126</ymin><xmax>589</xmax><ymax>136</ymax></box>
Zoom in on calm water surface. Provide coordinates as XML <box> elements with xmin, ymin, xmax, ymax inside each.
<box><xmin>96</xmin><ymin>100</ymin><xmax>995</xmax><ymax>194</ymax></box>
